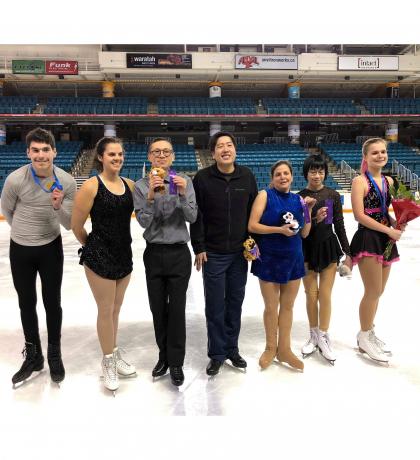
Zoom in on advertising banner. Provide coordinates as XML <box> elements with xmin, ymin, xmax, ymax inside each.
<box><xmin>127</xmin><ymin>53</ymin><xmax>192</xmax><ymax>69</ymax></box>
<box><xmin>235</xmin><ymin>55</ymin><xmax>298</xmax><ymax>70</ymax></box>
<box><xmin>46</xmin><ymin>60</ymin><xmax>79</xmax><ymax>75</ymax></box>
<box><xmin>12</xmin><ymin>60</ymin><xmax>45</xmax><ymax>74</ymax></box>
<box><xmin>338</xmin><ymin>56</ymin><xmax>399</xmax><ymax>71</ymax></box>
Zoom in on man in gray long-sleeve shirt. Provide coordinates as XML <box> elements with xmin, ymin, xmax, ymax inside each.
<box><xmin>133</xmin><ymin>138</ymin><xmax>197</xmax><ymax>386</ymax></box>
<box><xmin>0</xmin><ymin>128</ymin><xmax>76</xmax><ymax>387</ymax></box>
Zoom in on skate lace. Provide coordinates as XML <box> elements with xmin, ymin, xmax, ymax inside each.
<box><xmin>21</xmin><ymin>345</ymin><xmax>37</xmax><ymax>361</ymax></box>
<box><xmin>310</xmin><ymin>329</ymin><xmax>318</xmax><ymax>345</ymax></box>
<box><xmin>368</xmin><ymin>331</ymin><xmax>383</xmax><ymax>352</ymax></box>
<box><xmin>104</xmin><ymin>358</ymin><xmax>117</xmax><ymax>379</ymax></box>
<box><xmin>114</xmin><ymin>348</ymin><xmax>131</xmax><ymax>368</ymax></box>
<box><xmin>319</xmin><ymin>333</ymin><xmax>332</xmax><ymax>352</ymax></box>
<box><xmin>373</xmin><ymin>335</ymin><xmax>386</xmax><ymax>348</ymax></box>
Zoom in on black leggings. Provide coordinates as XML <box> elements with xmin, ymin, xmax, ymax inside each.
<box><xmin>9</xmin><ymin>236</ymin><xmax>64</xmax><ymax>348</ymax></box>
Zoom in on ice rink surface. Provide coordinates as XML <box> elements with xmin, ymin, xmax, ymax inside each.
<box><xmin>1</xmin><ymin>215</ymin><xmax>419</xmax><ymax>460</ymax></box>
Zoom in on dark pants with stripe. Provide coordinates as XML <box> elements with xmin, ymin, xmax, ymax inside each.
<box><xmin>143</xmin><ymin>243</ymin><xmax>192</xmax><ymax>367</ymax></box>
<box><xmin>9</xmin><ymin>236</ymin><xmax>64</xmax><ymax>350</ymax></box>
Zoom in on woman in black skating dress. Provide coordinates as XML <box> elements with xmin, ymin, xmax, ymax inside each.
<box><xmin>80</xmin><ymin>173</ymin><xmax>133</xmax><ymax>280</ymax></box>
<box><xmin>298</xmin><ymin>155</ymin><xmax>351</xmax><ymax>364</ymax></box>
<box><xmin>72</xmin><ymin>137</ymin><xmax>136</xmax><ymax>393</ymax></box>
<box><xmin>350</xmin><ymin>137</ymin><xmax>405</xmax><ymax>363</ymax></box>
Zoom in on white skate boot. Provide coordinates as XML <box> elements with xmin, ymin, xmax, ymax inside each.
<box><xmin>357</xmin><ymin>330</ymin><xmax>389</xmax><ymax>363</ymax></box>
<box><xmin>372</xmin><ymin>329</ymin><xmax>392</xmax><ymax>355</ymax></box>
<box><xmin>102</xmin><ymin>354</ymin><xmax>119</xmax><ymax>395</ymax></box>
<box><xmin>317</xmin><ymin>330</ymin><xmax>336</xmax><ymax>365</ymax></box>
<box><xmin>113</xmin><ymin>347</ymin><xmax>137</xmax><ymax>378</ymax></box>
<box><xmin>301</xmin><ymin>327</ymin><xmax>319</xmax><ymax>358</ymax></box>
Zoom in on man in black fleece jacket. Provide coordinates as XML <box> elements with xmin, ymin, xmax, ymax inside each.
<box><xmin>191</xmin><ymin>131</ymin><xmax>258</xmax><ymax>376</ymax></box>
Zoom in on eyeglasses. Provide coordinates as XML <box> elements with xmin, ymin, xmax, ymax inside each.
<box><xmin>30</xmin><ymin>147</ymin><xmax>53</xmax><ymax>154</ymax></box>
<box><xmin>150</xmin><ymin>149</ymin><xmax>173</xmax><ymax>157</ymax></box>
<box><xmin>308</xmin><ymin>169</ymin><xmax>325</xmax><ymax>176</ymax></box>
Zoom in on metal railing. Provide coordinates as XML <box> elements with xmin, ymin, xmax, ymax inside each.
<box><xmin>266</xmin><ymin>108</ymin><xmax>360</xmax><ymax>116</ymax></box>
<box><xmin>392</xmin><ymin>159</ymin><xmax>420</xmax><ymax>192</ymax></box>
<box><xmin>0</xmin><ymin>106</ymin><xmax>35</xmax><ymax>114</ymax></box>
<box><xmin>340</xmin><ymin>160</ymin><xmax>358</xmax><ymax>181</ymax></box>
<box><xmin>42</xmin><ymin>106</ymin><xmax>147</xmax><ymax>115</ymax></box>
<box><xmin>367</xmin><ymin>107</ymin><xmax>420</xmax><ymax>115</ymax></box>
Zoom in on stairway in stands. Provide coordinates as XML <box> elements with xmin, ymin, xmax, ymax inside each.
<box><xmin>197</xmin><ymin>149</ymin><xmax>213</xmax><ymax>168</ymax></box>
<box><xmin>71</xmin><ymin>149</ymin><xmax>96</xmax><ymax>189</ymax></box>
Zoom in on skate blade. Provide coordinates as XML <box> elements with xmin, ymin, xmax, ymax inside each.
<box><xmin>319</xmin><ymin>350</ymin><xmax>336</xmax><ymax>365</ymax></box>
<box><xmin>224</xmin><ymin>361</ymin><xmax>246</xmax><ymax>372</ymax></box>
<box><xmin>358</xmin><ymin>347</ymin><xmax>389</xmax><ymax>364</ymax></box>
<box><xmin>50</xmin><ymin>377</ymin><xmax>65</xmax><ymax>387</ymax></box>
<box><xmin>301</xmin><ymin>346</ymin><xmax>318</xmax><ymax>359</ymax></box>
<box><xmin>12</xmin><ymin>370</ymin><xmax>44</xmax><ymax>389</ymax></box>
<box><xmin>302</xmin><ymin>351</ymin><xmax>317</xmax><ymax>359</ymax></box>
<box><xmin>103</xmin><ymin>386</ymin><xmax>118</xmax><ymax>396</ymax></box>
<box><xmin>117</xmin><ymin>371</ymin><xmax>137</xmax><ymax>379</ymax></box>
<box><xmin>51</xmin><ymin>381</ymin><xmax>63</xmax><ymax>388</ymax></box>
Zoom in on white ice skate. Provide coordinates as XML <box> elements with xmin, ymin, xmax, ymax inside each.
<box><xmin>357</xmin><ymin>330</ymin><xmax>389</xmax><ymax>364</ymax></box>
<box><xmin>317</xmin><ymin>330</ymin><xmax>336</xmax><ymax>365</ymax></box>
<box><xmin>113</xmin><ymin>347</ymin><xmax>137</xmax><ymax>378</ymax></box>
<box><xmin>301</xmin><ymin>327</ymin><xmax>319</xmax><ymax>358</ymax></box>
<box><xmin>372</xmin><ymin>329</ymin><xmax>392</xmax><ymax>355</ymax></box>
<box><xmin>102</xmin><ymin>354</ymin><xmax>119</xmax><ymax>396</ymax></box>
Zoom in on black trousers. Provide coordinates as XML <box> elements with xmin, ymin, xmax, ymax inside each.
<box><xmin>143</xmin><ymin>243</ymin><xmax>192</xmax><ymax>366</ymax></box>
<box><xmin>9</xmin><ymin>236</ymin><xmax>64</xmax><ymax>349</ymax></box>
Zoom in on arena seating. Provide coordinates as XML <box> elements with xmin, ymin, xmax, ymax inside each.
<box><xmin>0</xmin><ymin>141</ymin><xmax>83</xmax><ymax>193</ymax></box>
<box><xmin>158</xmin><ymin>97</ymin><xmax>256</xmax><ymax>115</ymax></box>
<box><xmin>43</xmin><ymin>97</ymin><xmax>148</xmax><ymax>115</ymax></box>
<box><xmin>0</xmin><ymin>96</ymin><xmax>38</xmax><ymax>114</ymax></box>
<box><xmin>263</xmin><ymin>98</ymin><xmax>360</xmax><ymax>115</ymax></box>
<box><xmin>362</xmin><ymin>98</ymin><xmax>420</xmax><ymax>115</ymax></box>
<box><xmin>320</xmin><ymin>142</ymin><xmax>420</xmax><ymax>173</ymax></box>
<box><xmin>235</xmin><ymin>144</ymin><xmax>340</xmax><ymax>190</ymax></box>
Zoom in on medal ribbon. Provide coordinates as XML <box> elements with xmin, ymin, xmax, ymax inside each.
<box><xmin>299</xmin><ymin>196</ymin><xmax>311</xmax><ymax>224</ymax></box>
<box><xmin>366</xmin><ymin>172</ymin><xmax>389</xmax><ymax>222</ymax></box>
<box><xmin>30</xmin><ymin>166</ymin><xmax>63</xmax><ymax>193</ymax></box>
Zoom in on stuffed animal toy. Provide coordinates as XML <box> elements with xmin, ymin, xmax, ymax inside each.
<box><xmin>282</xmin><ymin>211</ymin><xmax>300</xmax><ymax>234</ymax></box>
<box><xmin>149</xmin><ymin>167</ymin><xmax>166</xmax><ymax>193</ymax></box>
<box><xmin>243</xmin><ymin>236</ymin><xmax>261</xmax><ymax>261</ymax></box>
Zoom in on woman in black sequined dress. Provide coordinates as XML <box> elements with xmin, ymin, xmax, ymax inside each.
<box><xmin>72</xmin><ymin>137</ymin><xmax>136</xmax><ymax>392</ymax></box>
<box><xmin>350</xmin><ymin>138</ymin><xmax>405</xmax><ymax>363</ymax></box>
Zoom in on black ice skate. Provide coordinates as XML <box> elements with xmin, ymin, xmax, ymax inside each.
<box><xmin>12</xmin><ymin>342</ymin><xmax>44</xmax><ymax>388</ymax></box>
<box><xmin>47</xmin><ymin>343</ymin><xmax>65</xmax><ymax>386</ymax></box>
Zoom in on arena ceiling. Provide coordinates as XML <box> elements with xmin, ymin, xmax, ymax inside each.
<box><xmin>2</xmin><ymin>44</ymin><xmax>420</xmax><ymax>99</ymax></box>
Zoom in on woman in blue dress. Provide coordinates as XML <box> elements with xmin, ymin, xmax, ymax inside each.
<box><xmin>248</xmin><ymin>160</ymin><xmax>316</xmax><ymax>371</ymax></box>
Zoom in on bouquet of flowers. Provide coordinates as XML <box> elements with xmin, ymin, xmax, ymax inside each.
<box><xmin>383</xmin><ymin>182</ymin><xmax>420</xmax><ymax>260</ymax></box>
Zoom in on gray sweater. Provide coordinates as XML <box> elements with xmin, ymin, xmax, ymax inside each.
<box><xmin>1</xmin><ymin>164</ymin><xmax>77</xmax><ymax>246</ymax></box>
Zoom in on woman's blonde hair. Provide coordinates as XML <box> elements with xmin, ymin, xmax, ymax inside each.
<box><xmin>360</xmin><ymin>137</ymin><xmax>387</xmax><ymax>173</ymax></box>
